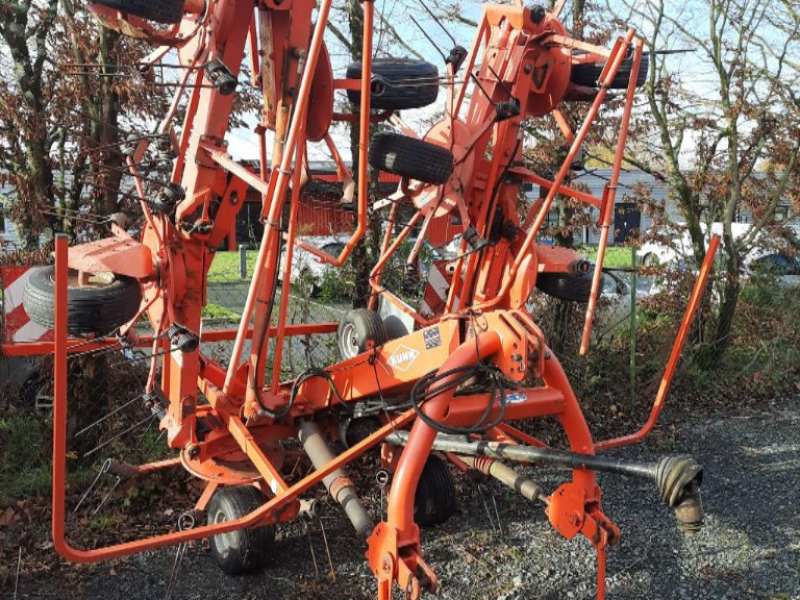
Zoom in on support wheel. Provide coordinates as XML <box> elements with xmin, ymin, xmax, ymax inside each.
<box><xmin>369</xmin><ymin>132</ymin><xmax>454</xmax><ymax>185</ymax></box>
<box><xmin>346</xmin><ymin>58</ymin><xmax>439</xmax><ymax>110</ymax></box>
<box><xmin>337</xmin><ymin>309</ymin><xmax>388</xmax><ymax>359</ymax></box>
<box><xmin>642</xmin><ymin>253</ymin><xmax>660</xmax><ymax>268</ymax></box>
<box><xmin>570</xmin><ymin>50</ymin><xmax>649</xmax><ymax>89</ymax></box>
<box><xmin>415</xmin><ymin>455</ymin><xmax>456</xmax><ymax>527</ymax></box>
<box><xmin>535</xmin><ymin>270</ymin><xmax>602</xmax><ymax>303</ymax></box>
<box><xmin>23</xmin><ymin>266</ymin><xmax>142</xmax><ymax>336</ymax></box>
<box><xmin>207</xmin><ymin>486</ymin><xmax>275</xmax><ymax>576</ymax></box>
<box><xmin>92</xmin><ymin>0</ymin><xmax>186</xmax><ymax>24</ymax></box>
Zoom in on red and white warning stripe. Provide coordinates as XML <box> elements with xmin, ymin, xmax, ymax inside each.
<box><xmin>421</xmin><ymin>259</ymin><xmax>460</xmax><ymax>318</ymax></box>
<box><xmin>2</xmin><ymin>266</ymin><xmax>53</xmax><ymax>344</ymax></box>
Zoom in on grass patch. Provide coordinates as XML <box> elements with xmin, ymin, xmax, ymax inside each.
<box><xmin>202</xmin><ymin>302</ymin><xmax>241</xmax><ymax>320</ymax></box>
<box><xmin>207</xmin><ymin>251</ymin><xmax>256</xmax><ymax>282</ymax></box>
<box><xmin>579</xmin><ymin>245</ymin><xmax>636</xmax><ymax>268</ymax></box>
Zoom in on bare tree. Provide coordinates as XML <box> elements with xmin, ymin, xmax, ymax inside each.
<box><xmin>0</xmin><ymin>1</ymin><xmax>170</xmax><ymax>247</ymax></box>
<box><xmin>611</xmin><ymin>0</ymin><xmax>800</xmax><ymax>362</ymax></box>
<box><xmin>0</xmin><ymin>0</ymin><xmax>59</xmax><ymax>248</ymax></box>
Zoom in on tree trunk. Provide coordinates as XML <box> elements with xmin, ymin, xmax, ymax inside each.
<box><xmin>347</xmin><ymin>0</ymin><xmax>371</xmax><ymax>309</ymax></box>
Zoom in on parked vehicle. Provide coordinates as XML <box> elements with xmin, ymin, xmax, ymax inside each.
<box><xmin>637</xmin><ymin>222</ymin><xmax>754</xmax><ymax>268</ymax></box>
<box><xmin>745</xmin><ymin>252</ymin><xmax>800</xmax><ymax>288</ymax></box>
<box><xmin>279</xmin><ymin>236</ymin><xmax>347</xmax><ymax>297</ymax></box>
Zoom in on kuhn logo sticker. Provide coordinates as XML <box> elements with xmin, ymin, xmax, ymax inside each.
<box><xmin>386</xmin><ymin>345</ymin><xmax>420</xmax><ymax>372</ymax></box>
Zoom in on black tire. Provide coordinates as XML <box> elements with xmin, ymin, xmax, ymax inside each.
<box><xmin>415</xmin><ymin>455</ymin><xmax>456</xmax><ymax>527</ymax></box>
<box><xmin>23</xmin><ymin>266</ymin><xmax>142</xmax><ymax>336</ymax></box>
<box><xmin>93</xmin><ymin>0</ymin><xmax>186</xmax><ymax>24</ymax></box>
<box><xmin>369</xmin><ymin>132</ymin><xmax>454</xmax><ymax>185</ymax></box>
<box><xmin>346</xmin><ymin>58</ymin><xmax>439</xmax><ymax>110</ymax></box>
<box><xmin>342</xmin><ymin>416</ymin><xmax>382</xmax><ymax>448</ymax></box>
<box><xmin>642</xmin><ymin>253</ymin><xmax>661</xmax><ymax>268</ymax></box>
<box><xmin>535</xmin><ymin>270</ymin><xmax>603</xmax><ymax>303</ymax></box>
<box><xmin>207</xmin><ymin>486</ymin><xmax>275</xmax><ymax>576</ymax></box>
<box><xmin>337</xmin><ymin>309</ymin><xmax>388</xmax><ymax>359</ymax></box>
<box><xmin>570</xmin><ymin>51</ymin><xmax>649</xmax><ymax>89</ymax></box>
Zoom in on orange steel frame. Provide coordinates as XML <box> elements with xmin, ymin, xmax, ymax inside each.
<box><xmin>14</xmin><ymin>0</ymin><xmax>722</xmax><ymax>599</ymax></box>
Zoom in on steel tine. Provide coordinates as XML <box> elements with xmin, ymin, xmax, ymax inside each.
<box><xmin>316</xmin><ymin>516</ymin><xmax>336</xmax><ymax>581</ymax></box>
<box><xmin>74</xmin><ymin>458</ymin><xmax>112</xmax><ymax>513</ymax></box>
<box><xmin>303</xmin><ymin>520</ymin><xmax>321</xmax><ymax>580</ymax></box>
<box><xmin>490</xmin><ymin>489</ymin><xmax>503</xmax><ymax>537</ymax></box>
<box><xmin>478</xmin><ymin>483</ymin><xmax>498</xmax><ymax>534</ymax></box>
<box><xmin>92</xmin><ymin>476</ymin><xmax>122</xmax><ymax>516</ymax></box>
<box><xmin>165</xmin><ymin>513</ymin><xmax>195</xmax><ymax>600</ymax></box>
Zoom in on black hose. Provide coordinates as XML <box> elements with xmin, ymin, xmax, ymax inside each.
<box><xmin>409</xmin><ymin>363</ymin><xmax>507</xmax><ymax>435</ymax></box>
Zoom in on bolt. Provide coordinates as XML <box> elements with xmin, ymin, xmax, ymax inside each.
<box><xmin>381</xmin><ymin>555</ymin><xmax>392</xmax><ymax>574</ymax></box>
<box><xmin>524</xmin><ymin>64</ymin><xmax>532</xmax><ymax>74</ymax></box>
<box><xmin>188</xmin><ymin>445</ymin><xmax>201</xmax><ymax>459</ymax></box>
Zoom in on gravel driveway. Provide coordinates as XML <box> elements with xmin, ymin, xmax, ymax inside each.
<box><xmin>16</xmin><ymin>401</ymin><xmax>800</xmax><ymax>600</ymax></box>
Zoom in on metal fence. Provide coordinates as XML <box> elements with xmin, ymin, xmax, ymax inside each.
<box><xmin>203</xmin><ymin>246</ymin><xmax>345</xmax><ymax>378</ymax></box>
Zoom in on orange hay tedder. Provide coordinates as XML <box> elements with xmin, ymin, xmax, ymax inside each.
<box><xmin>13</xmin><ymin>0</ymin><xmax>720</xmax><ymax>597</ymax></box>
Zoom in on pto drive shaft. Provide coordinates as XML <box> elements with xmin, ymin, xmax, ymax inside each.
<box><xmin>386</xmin><ymin>432</ymin><xmax>704</xmax><ymax>530</ymax></box>
<box><xmin>298</xmin><ymin>420</ymin><xmax>374</xmax><ymax>538</ymax></box>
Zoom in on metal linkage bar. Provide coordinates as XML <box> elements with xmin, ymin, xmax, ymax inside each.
<box><xmin>385</xmin><ymin>431</ymin><xmax>705</xmax><ymax>529</ymax></box>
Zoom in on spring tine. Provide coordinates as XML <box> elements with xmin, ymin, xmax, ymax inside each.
<box><xmin>490</xmin><ymin>490</ymin><xmax>503</xmax><ymax>537</ymax></box>
<box><xmin>92</xmin><ymin>476</ymin><xmax>122</xmax><ymax>516</ymax></box>
<box><xmin>73</xmin><ymin>459</ymin><xmax>112</xmax><ymax>513</ymax></box>
<box><xmin>165</xmin><ymin>545</ymin><xmax>184</xmax><ymax>600</ymax></box>
<box><xmin>478</xmin><ymin>483</ymin><xmax>497</xmax><ymax>534</ymax></box>
<box><xmin>165</xmin><ymin>513</ymin><xmax>195</xmax><ymax>600</ymax></box>
<box><xmin>304</xmin><ymin>521</ymin><xmax>321</xmax><ymax>580</ymax></box>
<box><xmin>316</xmin><ymin>516</ymin><xmax>336</xmax><ymax>581</ymax></box>
<box><xmin>376</xmin><ymin>470</ymin><xmax>390</xmax><ymax>522</ymax></box>
<box><xmin>83</xmin><ymin>415</ymin><xmax>155</xmax><ymax>458</ymax></box>
<box><xmin>76</xmin><ymin>394</ymin><xmax>144</xmax><ymax>437</ymax></box>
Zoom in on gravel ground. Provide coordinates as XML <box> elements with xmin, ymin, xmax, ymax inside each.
<box><xmin>13</xmin><ymin>401</ymin><xmax>800</xmax><ymax>600</ymax></box>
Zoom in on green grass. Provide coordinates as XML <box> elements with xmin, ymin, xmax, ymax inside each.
<box><xmin>579</xmin><ymin>245</ymin><xmax>636</xmax><ymax>268</ymax></box>
<box><xmin>202</xmin><ymin>302</ymin><xmax>241</xmax><ymax>320</ymax></box>
<box><xmin>207</xmin><ymin>250</ymin><xmax>256</xmax><ymax>282</ymax></box>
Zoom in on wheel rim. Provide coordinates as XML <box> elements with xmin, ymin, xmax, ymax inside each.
<box><xmin>340</xmin><ymin>322</ymin><xmax>359</xmax><ymax>359</ymax></box>
<box><xmin>212</xmin><ymin>508</ymin><xmax>235</xmax><ymax>555</ymax></box>
<box><xmin>51</xmin><ymin>269</ymin><xmax>117</xmax><ymax>289</ymax></box>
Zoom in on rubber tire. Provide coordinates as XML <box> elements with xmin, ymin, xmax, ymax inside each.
<box><xmin>92</xmin><ymin>0</ymin><xmax>186</xmax><ymax>24</ymax></box>
<box><xmin>207</xmin><ymin>486</ymin><xmax>275</xmax><ymax>576</ymax></box>
<box><xmin>346</xmin><ymin>58</ymin><xmax>439</xmax><ymax>110</ymax></box>
<box><xmin>535</xmin><ymin>270</ymin><xmax>603</xmax><ymax>303</ymax></box>
<box><xmin>570</xmin><ymin>51</ymin><xmax>649</xmax><ymax>89</ymax></box>
<box><xmin>642</xmin><ymin>253</ymin><xmax>661</xmax><ymax>268</ymax></box>
<box><xmin>343</xmin><ymin>417</ymin><xmax>382</xmax><ymax>448</ymax></box>
<box><xmin>414</xmin><ymin>455</ymin><xmax>456</xmax><ymax>527</ymax></box>
<box><xmin>337</xmin><ymin>309</ymin><xmax>388</xmax><ymax>359</ymax></box>
<box><xmin>369</xmin><ymin>132</ymin><xmax>454</xmax><ymax>185</ymax></box>
<box><xmin>23</xmin><ymin>266</ymin><xmax>142</xmax><ymax>336</ymax></box>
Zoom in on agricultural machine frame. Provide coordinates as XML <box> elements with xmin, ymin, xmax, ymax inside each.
<box><xmin>7</xmin><ymin>0</ymin><xmax>720</xmax><ymax>597</ymax></box>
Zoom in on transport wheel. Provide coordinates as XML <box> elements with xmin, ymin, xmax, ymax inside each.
<box><xmin>92</xmin><ymin>0</ymin><xmax>186</xmax><ymax>24</ymax></box>
<box><xmin>415</xmin><ymin>455</ymin><xmax>456</xmax><ymax>527</ymax></box>
<box><xmin>369</xmin><ymin>132</ymin><xmax>454</xmax><ymax>185</ymax></box>
<box><xmin>23</xmin><ymin>266</ymin><xmax>142</xmax><ymax>336</ymax></box>
<box><xmin>535</xmin><ymin>271</ymin><xmax>602</xmax><ymax>303</ymax></box>
<box><xmin>346</xmin><ymin>58</ymin><xmax>439</xmax><ymax>110</ymax></box>
<box><xmin>207</xmin><ymin>486</ymin><xmax>275</xmax><ymax>576</ymax></box>
<box><xmin>642</xmin><ymin>253</ymin><xmax>661</xmax><ymax>268</ymax></box>
<box><xmin>337</xmin><ymin>309</ymin><xmax>388</xmax><ymax>359</ymax></box>
<box><xmin>570</xmin><ymin>50</ymin><xmax>649</xmax><ymax>89</ymax></box>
